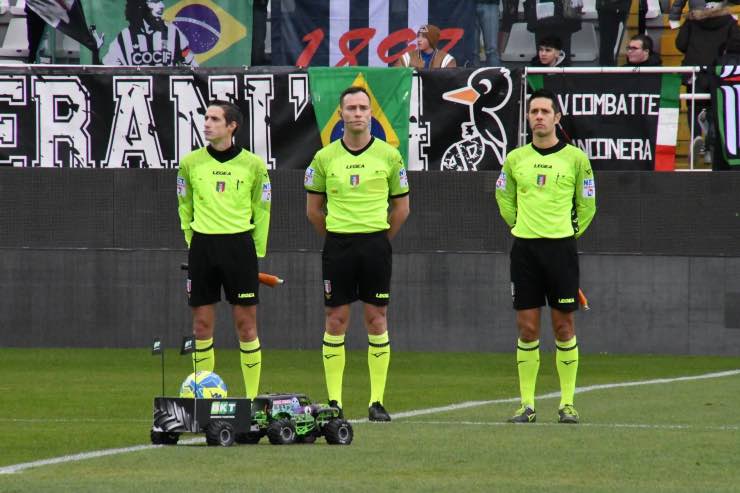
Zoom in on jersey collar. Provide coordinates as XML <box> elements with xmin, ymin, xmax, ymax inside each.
<box><xmin>341</xmin><ymin>136</ymin><xmax>375</xmax><ymax>156</ymax></box>
<box><xmin>531</xmin><ymin>140</ymin><xmax>566</xmax><ymax>156</ymax></box>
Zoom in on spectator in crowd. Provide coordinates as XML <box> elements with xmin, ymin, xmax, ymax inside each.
<box><xmin>597</xmin><ymin>0</ymin><xmax>632</xmax><ymax>65</ymax></box>
<box><xmin>668</xmin><ymin>0</ymin><xmax>723</xmax><ymax>28</ymax></box>
<box><xmin>708</xmin><ymin>31</ymin><xmax>740</xmax><ymax>170</ymax></box>
<box><xmin>499</xmin><ymin>0</ymin><xmax>520</xmax><ymax>59</ymax></box>
<box><xmin>251</xmin><ymin>0</ymin><xmax>268</xmax><ymax>65</ymax></box>
<box><xmin>476</xmin><ymin>0</ymin><xmax>502</xmax><ymax>66</ymax></box>
<box><xmin>102</xmin><ymin>0</ymin><xmax>197</xmax><ymax>66</ymax></box>
<box><xmin>394</xmin><ymin>24</ymin><xmax>457</xmax><ymax>68</ymax></box>
<box><xmin>622</xmin><ymin>34</ymin><xmax>663</xmax><ymax>66</ymax></box>
<box><xmin>531</xmin><ymin>35</ymin><xmax>570</xmax><ymax>66</ymax></box>
<box><xmin>24</xmin><ymin>3</ymin><xmax>47</xmax><ymax>64</ymax></box>
<box><xmin>676</xmin><ymin>2</ymin><xmax>740</xmax><ymax>163</ymax></box>
<box><xmin>523</xmin><ymin>0</ymin><xmax>583</xmax><ymax>58</ymax></box>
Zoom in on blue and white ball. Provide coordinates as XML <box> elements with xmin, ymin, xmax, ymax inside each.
<box><xmin>179</xmin><ymin>370</ymin><xmax>228</xmax><ymax>399</ymax></box>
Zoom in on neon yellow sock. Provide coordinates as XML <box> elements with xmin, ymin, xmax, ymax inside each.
<box><xmin>193</xmin><ymin>337</ymin><xmax>214</xmax><ymax>373</ymax></box>
<box><xmin>516</xmin><ymin>339</ymin><xmax>540</xmax><ymax>409</ymax></box>
<box><xmin>322</xmin><ymin>333</ymin><xmax>345</xmax><ymax>407</ymax></box>
<box><xmin>239</xmin><ymin>338</ymin><xmax>261</xmax><ymax>399</ymax></box>
<box><xmin>556</xmin><ymin>336</ymin><xmax>579</xmax><ymax>408</ymax></box>
<box><xmin>368</xmin><ymin>332</ymin><xmax>391</xmax><ymax>406</ymax></box>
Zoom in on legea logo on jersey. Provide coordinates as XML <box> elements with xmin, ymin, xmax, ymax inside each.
<box><xmin>349</xmin><ymin>175</ymin><xmax>360</xmax><ymax>187</ymax></box>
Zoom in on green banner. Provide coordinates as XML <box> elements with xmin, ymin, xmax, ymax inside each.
<box><xmin>80</xmin><ymin>0</ymin><xmax>252</xmax><ymax>67</ymax></box>
<box><xmin>308</xmin><ymin>67</ymin><xmax>413</xmax><ymax>165</ymax></box>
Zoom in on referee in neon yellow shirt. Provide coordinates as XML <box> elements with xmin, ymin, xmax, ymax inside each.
<box><xmin>176</xmin><ymin>100</ymin><xmax>271</xmax><ymax>399</ymax></box>
<box><xmin>305</xmin><ymin>86</ymin><xmax>410</xmax><ymax>421</ymax></box>
<box><xmin>496</xmin><ymin>89</ymin><xmax>596</xmax><ymax>424</ymax></box>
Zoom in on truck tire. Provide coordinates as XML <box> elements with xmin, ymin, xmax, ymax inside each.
<box><xmin>205</xmin><ymin>421</ymin><xmax>235</xmax><ymax>447</ymax></box>
<box><xmin>324</xmin><ymin>419</ymin><xmax>353</xmax><ymax>445</ymax></box>
<box><xmin>267</xmin><ymin>418</ymin><xmax>296</xmax><ymax>445</ymax></box>
<box><xmin>150</xmin><ymin>430</ymin><xmax>180</xmax><ymax>445</ymax></box>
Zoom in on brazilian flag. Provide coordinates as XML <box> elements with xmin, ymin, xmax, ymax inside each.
<box><xmin>308</xmin><ymin>67</ymin><xmax>413</xmax><ymax>165</ymax></box>
<box><xmin>80</xmin><ymin>0</ymin><xmax>251</xmax><ymax>67</ymax></box>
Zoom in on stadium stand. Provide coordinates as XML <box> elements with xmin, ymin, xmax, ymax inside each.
<box><xmin>0</xmin><ymin>16</ymin><xmax>28</xmax><ymax>59</ymax></box>
<box><xmin>55</xmin><ymin>30</ymin><xmax>80</xmax><ymax>61</ymax></box>
<box><xmin>0</xmin><ymin>0</ymin><xmax>733</xmax><ymax>169</ymax></box>
<box><xmin>9</xmin><ymin>0</ymin><xmax>24</xmax><ymax>17</ymax></box>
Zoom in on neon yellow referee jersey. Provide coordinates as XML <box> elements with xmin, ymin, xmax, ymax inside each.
<box><xmin>304</xmin><ymin>137</ymin><xmax>409</xmax><ymax>233</ymax></box>
<box><xmin>177</xmin><ymin>147</ymin><xmax>271</xmax><ymax>257</ymax></box>
<box><xmin>495</xmin><ymin>141</ymin><xmax>596</xmax><ymax>239</ymax></box>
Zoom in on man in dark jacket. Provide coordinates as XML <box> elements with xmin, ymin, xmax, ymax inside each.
<box><xmin>676</xmin><ymin>5</ymin><xmax>740</xmax><ymax>164</ymax></box>
<box><xmin>676</xmin><ymin>5</ymin><xmax>740</xmax><ymax>67</ymax></box>
<box><xmin>709</xmin><ymin>32</ymin><xmax>740</xmax><ymax>170</ymax></box>
<box><xmin>622</xmin><ymin>34</ymin><xmax>663</xmax><ymax>66</ymax></box>
<box><xmin>597</xmin><ymin>0</ymin><xmax>632</xmax><ymax>66</ymax></box>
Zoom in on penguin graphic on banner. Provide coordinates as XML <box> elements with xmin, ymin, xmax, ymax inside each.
<box><xmin>441</xmin><ymin>67</ymin><xmax>513</xmax><ymax>171</ymax></box>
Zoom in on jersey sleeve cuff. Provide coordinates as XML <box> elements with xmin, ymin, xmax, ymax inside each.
<box><xmin>305</xmin><ymin>189</ymin><xmax>327</xmax><ymax>195</ymax></box>
<box><xmin>389</xmin><ymin>191</ymin><xmax>410</xmax><ymax>199</ymax></box>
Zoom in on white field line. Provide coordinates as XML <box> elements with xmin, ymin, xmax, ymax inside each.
<box><xmin>0</xmin><ymin>438</ymin><xmax>203</xmax><ymax>475</ymax></box>
<box><xmin>1</xmin><ymin>369</ymin><xmax>738</xmax><ymax>475</ymax></box>
<box><xmin>404</xmin><ymin>421</ymin><xmax>740</xmax><ymax>431</ymax></box>
<box><xmin>0</xmin><ymin>418</ymin><xmax>150</xmax><ymax>423</ymax></box>
<box><xmin>348</xmin><ymin>368</ymin><xmax>740</xmax><ymax>423</ymax></box>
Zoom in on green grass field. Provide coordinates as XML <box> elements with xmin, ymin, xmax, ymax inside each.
<box><xmin>1</xmin><ymin>348</ymin><xmax>739</xmax><ymax>492</ymax></box>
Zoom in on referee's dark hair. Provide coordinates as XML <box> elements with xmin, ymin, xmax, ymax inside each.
<box><xmin>528</xmin><ymin>88</ymin><xmax>561</xmax><ymax>115</ymax></box>
<box><xmin>209</xmin><ymin>100</ymin><xmax>244</xmax><ymax>134</ymax></box>
<box><xmin>339</xmin><ymin>86</ymin><xmax>371</xmax><ymax>108</ymax></box>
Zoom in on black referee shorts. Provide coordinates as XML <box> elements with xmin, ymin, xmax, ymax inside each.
<box><xmin>187</xmin><ymin>232</ymin><xmax>259</xmax><ymax>307</ymax></box>
<box><xmin>510</xmin><ymin>237</ymin><xmax>579</xmax><ymax>312</ymax></box>
<box><xmin>322</xmin><ymin>231</ymin><xmax>392</xmax><ymax>307</ymax></box>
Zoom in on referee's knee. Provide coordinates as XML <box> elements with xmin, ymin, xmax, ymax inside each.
<box><xmin>325</xmin><ymin>307</ymin><xmax>350</xmax><ymax>334</ymax></box>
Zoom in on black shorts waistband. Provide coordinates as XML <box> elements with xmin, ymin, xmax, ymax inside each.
<box><xmin>193</xmin><ymin>231</ymin><xmax>250</xmax><ymax>239</ymax></box>
<box><xmin>514</xmin><ymin>236</ymin><xmax>575</xmax><ymax>244</ymax></box>
<box><xmin>326</xmin><ymin>230</ymin><xmax>388</xmax><ymax>239</ymax></box>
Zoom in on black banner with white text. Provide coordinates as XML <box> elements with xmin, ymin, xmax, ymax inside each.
<box><xmin>0</xmin><ymin>66</ymin><xmax>686</xmax><ymax>171</ymax></box>
<box><xmin>0</xmin><ymin>66</ymin><xmax>521</xmax><ymax>170</ymax></box>
<box><xmin>528</xmin><ymin>73</ymin><xmax>682</xmax><ymax>171</ymax></box>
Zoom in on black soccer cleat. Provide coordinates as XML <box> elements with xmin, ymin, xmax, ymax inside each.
<box><xmin>328</xmin><ymin>400</ymin><xmax>344</xmax><ymax>419</ymax></box>
<box><xmin>558</xmin><ymin>404</ymin><xmax>579</xmax><ymax>424</ymax></box>
<box><xmin>368</xmin><ymin>401</ymin><xmax>391</xmax><ymax>422</ymax></box>
<box><xmin>507</xmin><ymin>405</ymin><xmax>536</xmax><ymax>423</ymax></box>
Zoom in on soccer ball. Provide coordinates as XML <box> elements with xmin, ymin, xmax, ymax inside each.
<box><xmin>179</xmin><ymin>371</ymin><xmax>228</xmax><ymax>399</ymax></box>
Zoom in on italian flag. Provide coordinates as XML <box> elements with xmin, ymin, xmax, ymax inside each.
<box><xmin>654</xmin><ymin>74</ymin><xmax>681</xmax><ymax>171</ymax></box>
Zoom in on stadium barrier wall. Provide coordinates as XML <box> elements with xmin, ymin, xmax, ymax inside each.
<box><xmin>1</xmin><ymin>169</ymin><xmax>738</xmax><ymax>354</ymax></box>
